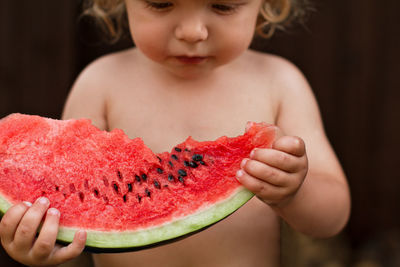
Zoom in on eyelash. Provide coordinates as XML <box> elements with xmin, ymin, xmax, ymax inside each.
<box><xmin>144</xmin><ymin>1</ymin><xmax>241</xmax><ymax>15</ymax></box>
<box><xmin>144</xmin><ymin>1</ymin><xmax>173</xmax><ymax>10</ymax></box>
<box><xmin>211</xmin><ymin>4</ymin><xmax>239</xmax><ymax>14</ymax></box>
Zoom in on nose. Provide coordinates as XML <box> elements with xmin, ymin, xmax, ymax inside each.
<box><xmin>174</xmin><ymin>15</ymin><xmax>208</xmax><ymax>43</ymax></box>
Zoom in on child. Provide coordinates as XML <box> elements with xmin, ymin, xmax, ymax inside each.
<box><xmin>0</xmin><ymin>0</ymin><xmax>351</xmax><ymax>266</ymax></box>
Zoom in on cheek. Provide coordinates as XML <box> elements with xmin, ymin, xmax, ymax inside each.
<box><xmin>130</xmin><ymin>25</ymin><xmax>164</xmax><ymax>59</ymax></box>
<box><xmin>127</xmin><ymin>15</ymin><xmax>170</xmax><ymax>61</ymax></box>
<box><xmin>215</xmin><ymin>24</ymin><xmax>256</xmax><ymax>64</ymax></box>
<box><xmin>212</xmin><ymin>7</ymin><xmax>259</xmax><ymax>63</ymax></box>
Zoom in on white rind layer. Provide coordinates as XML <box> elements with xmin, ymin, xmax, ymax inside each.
<box><xmin>0</xmin><ymin>187</ymin><xmax>254</xmax><ymax>250</ymax></box>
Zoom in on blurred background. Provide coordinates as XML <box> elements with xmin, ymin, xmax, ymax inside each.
<box><xmin>1</xmin><ymin>0</ymin><xmax>399</xmax><ymax>266</ymax></box>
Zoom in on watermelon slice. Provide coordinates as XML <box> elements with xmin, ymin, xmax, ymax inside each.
<box><xmin>0</xmin><ymin>113</ymin><xmax>276</xmax><ymax>252</ymax></box>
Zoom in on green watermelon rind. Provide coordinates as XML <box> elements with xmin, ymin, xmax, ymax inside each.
<box><xmin>0</xmin><ymin>187</ymin><xmax>254</xmax><ymax>252</ymax></box>
<box><xmin>0</xmin><ymin>195</ymin><xmax>10</xmax><ymax>216</ymax></box>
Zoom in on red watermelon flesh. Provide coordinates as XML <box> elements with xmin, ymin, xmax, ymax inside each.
<box><xmin>0</xmin><ymin>113</ymin><xmax>276</xmax><ymax>251</ymax></box>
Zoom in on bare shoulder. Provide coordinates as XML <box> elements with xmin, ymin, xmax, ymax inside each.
<box><xmin>245</xmin><ymin>50</ymin><xmax>310</xmax><ymax>91</ymax></box>
<box><xmin>241</xmin><ymin>50</ymin><xmax>315</xmax><ymax>128</ymax></box>
<box><xmin>75</xmin><ymin>48</ymin><xmax>137</xmax><ymax>87</ymax></box>
<box><xmin>245</xmin><ymin>51</ymin><xmax>345</xmax><ymax>176</ymax></box>
<box><xmin>244</xmin><ymin>50</ymin><xmax>323</xmax><ymax>137</ymax></box>
<box><xmin>241</xmin><ymin>50</ymin><xmax>312</xmax><ymax>104</ymax></box>
<box><xmin>62</xmin><ymin>48</ymin><xmax>137</xmax><ymax>129</ymax></box>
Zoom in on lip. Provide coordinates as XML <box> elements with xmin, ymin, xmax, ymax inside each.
<box><xmin>175</xmin><ymin>56</ymin><xmax>208</xmax><ymax>64</ymax></box>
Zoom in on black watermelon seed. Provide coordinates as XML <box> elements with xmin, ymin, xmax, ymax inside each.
<box><xmin>94</xmin><ymin>189</ymin><xmax>100</xmax><ymax>197</ymax></box>
<box><xmin>171</xmin><ymin>154</ymin><xmax>179</xmax><ymax>161</ymax></box>
<box><xmin>145</xmin><ymin>188</ymin><xmax>151</xmax><ymax>197</ymax></box>
<box><xmin>189</xmin><ymin>161</ymin><xmax>198</xmax><ymax>168</ymax></box>
<box><xmin>168</xmin><ymin>161</ymin><xmax>174</xmax><ymax>167</ymax></box>
<box><xmin>178</xmin><ymin>176</ymin><xmax>184</xmax><ymax>183</ymax></box>
<box><xmin>117</xmin><ymin>170</ymin><xmax>123</xmax><ymax>180</ymax></box>
<box><xmin>192</xmin><ymin>154</ymin><xmax>203</xmax><ymax>161</ymax></box>
<box><xmin>174</xmin><ymin>147</ymin><xmax>182</xmax><ymax>152</ymax></box>
<box><xmin>168</xmin><ymin>174</ymin><xmax>175</xmax><ymax>182</ymax></box>
<box><xmin>123</xmin><ymin>195</ymin><xmax>127</xmax><ymax>202</ymax></box>
<box><xmin>178</xmin><ymin>169</ymin><xmax>187</xmax><ymax>177</ymax></box>
<box><xmin>137</xmin><ymin>194</ymin><xmax>142</xmax><ymax>203</ymax></box>
<box><xmin>184</xmin><ymin>161</ymin><xmax>190</xmax><ymax>167</ymax></box>
<box><xmin>141</xmin><ymin>174</ymin><xmax>147</xmax><ymax>181</ymax></box>
<box><xmin>199</xmin><ymin>161</ymin><xmax>206</xmax><ymax>165</ymax></box>
<box><xmin>79</xmin><ymin>192</ymin><xmax>85</xmax><ymax>202</ymax></box>
<box><xmin>157</xmin><ymin>168</ymin><xmax>164</xmax><ymax>174</ymax></box>
<box><xmin>185</xmin><ymin>148</ymin><xmax>190</xmax><ymax>152</ymax></box>
<box><xmin>113</xmin><ymin>183</ymin><xmax>119</xmax><ymax>193</ymax></box>
<box><xmin>135</xmin><ymin>175</ymin><xmax>141</xmax><ymax>182</ymax></box>
<box><xmin>157</xmin><ymin>156</ymin><xmax>162</xmax><ymax>163</ymax></box>
<box><xmin>154</xmin><ymin>180</ymin><xmax>161</xmax><ymax>189</ymax></box>
<box><xmin>55</xmin><ymin>186</ymin><xmax>59</xmax><ymax>191</ymax></box>
<box><xmin>127</xmin><ymin>183</ymin><xmax>133</xmax><ymax>192</ymax></box>
<box><xmin>164</xmin><ymin>184</ymin><xmax>169</xmax><ymax>188</ymax></box>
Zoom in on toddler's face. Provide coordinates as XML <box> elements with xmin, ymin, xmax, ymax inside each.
<box><xmin>125</xmin><ymin>0</ymin><xmax>263</xmax><ymax>78</ymax></box>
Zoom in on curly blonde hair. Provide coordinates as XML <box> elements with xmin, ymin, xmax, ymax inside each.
<box><xmin>257</xmin><ymin>0</ymin><xmax>312</xmax><ymax>38</ymax></box>
<box><xmin>82</xmin><ymin>0</ymin><xmax>312</xmax><ymax>43</ymax></box>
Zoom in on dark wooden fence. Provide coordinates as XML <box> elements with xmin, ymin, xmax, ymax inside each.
<box><xmin>1</xmin><ymin>0</ymin><xmax>399</xmax><ymax>266</ymax></box>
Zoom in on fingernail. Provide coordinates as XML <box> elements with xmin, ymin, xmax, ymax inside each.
<box><xmin>48</xmin><ymin>208</ymin><xmax>60</xmax><ymax>216</ymax></box>
<box><xmin>250</xmin><ymin>149</ymin><xmax>257</xmax><ymax>158</ymax></box>
<box><xmin>236</xmin><ymin>170</ymin><xmax>244</xmax><ymax>180</ymax></box>
<box><xmin>23</xmin><ymin>201</ymin><xmax>32</xmax><ymax>207</ymax></box>
<box><xmin>37</xmin><ymin>197</ymin><xmax>49</xmax><ymax>205</ymax></box>
<box><xmin>240</xmin><ymin>159</ymin><xmax>248</xmax><ymax>168</ymax></box>
<box><xmin>78</xmin><ymin>230</ymin><xmax>86</xmax><ymax>241</ymax></box>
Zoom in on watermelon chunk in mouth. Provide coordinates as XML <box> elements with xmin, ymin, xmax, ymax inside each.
<box><xmin>0</xmin><ymin>113</ymin><xmax>276</xmax><ymax>252</ymax></box>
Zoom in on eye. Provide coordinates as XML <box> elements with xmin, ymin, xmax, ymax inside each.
<box><xmin>145</xmin><ymin>1</ymin><xmax>173</xmax><ymax>10</ymax></box>
<box><xmin>211</xmin><ymin>3</ymin><xmax>238</xmax><ymax>14</ymax></box>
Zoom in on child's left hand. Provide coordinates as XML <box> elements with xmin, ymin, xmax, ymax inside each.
<box><xmin>236</xmin><ymin>135</ymin><xmax>308</xmax><ymax>208</ymax></box>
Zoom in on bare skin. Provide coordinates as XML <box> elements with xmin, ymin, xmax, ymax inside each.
<box><xmin>65</xmin><ymin>48</ymin><xmax>348</xmax><ymax>267</ymax></box>
<box><xmin>88</xmin><ymin>49</ymin><xmax>281</xmax><ymax>267</ymax></box>
<box><xmin>0</xmin><ymin>0</ymin><xmax>350</xmax><ymax>265</ymax></box>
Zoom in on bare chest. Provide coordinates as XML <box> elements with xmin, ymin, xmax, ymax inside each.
<box><xmin>106</xmin><ymin>77</ymin><xmax>277</xmax><ymax>153</ymax></box>
<box><xmin>94</xmin><ymin>71</ymin><xmax>280</xmax><ymax>266</ymax></box>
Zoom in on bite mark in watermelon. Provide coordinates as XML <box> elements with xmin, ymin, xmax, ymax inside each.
<box><xmin>0</xmin><ymin>113</ymin><xmax>276</xmax><ymax>252</ymax></box>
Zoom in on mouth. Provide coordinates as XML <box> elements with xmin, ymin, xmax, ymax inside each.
<box><xmin>175</xmin><ymin>56</ymin><xmax>208</xmax><ymax>64</ymax></box>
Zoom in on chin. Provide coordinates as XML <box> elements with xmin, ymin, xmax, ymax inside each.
<box><xmin>165</xmin><ymin>65</ymin><xmax>219</xmax><ymax>80</ymax></box>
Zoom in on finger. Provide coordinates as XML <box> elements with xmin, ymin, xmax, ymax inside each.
<box><xmin>30</xmin><ymin>208</ymin><xmax>60</xmax><ymax>261</ymax></box>
<box><xmin>250</xmin><ymin>148</ymin><xmax>301</xmax><ymax>173</ymax></box>
<box><xmin>51</xmin><ymin>230</ymin><xmax>86</xmax><ymax>264</ymax></box>
<box><xmin>236</xmin><ymin>169</ymin><xmax>286</xmax><ymax>204</ymax></box>
<box><xmin>241</xmin><ymin>158</ymin><xmax>290</xmax><ymax>187</ymax></box>
<box><xmin>272</xmin><ymin>136</ymin><xmax>306</xmax><ymax>157</ymax></box>
<box><xmin>0</xmin><ymin>202</ymin><xmax>31</xmax><ymax>245</ymax></box>
<box><xmin>13</xmin><ymin>197</ymin><xmax>50</xmax><ymax>249</ymax></box>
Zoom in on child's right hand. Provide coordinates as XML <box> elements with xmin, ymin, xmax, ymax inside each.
<box><xmin>0</xmin><ymin>197</ymin><xmax>86</xmax><ymax>266</ymax></box>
